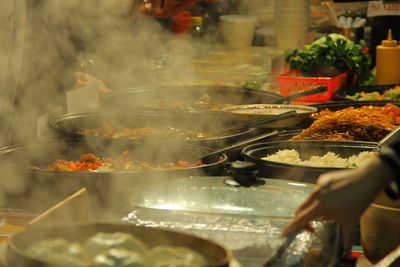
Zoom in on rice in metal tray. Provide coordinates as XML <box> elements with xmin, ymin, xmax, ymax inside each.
<box><xmin>262</xmin><ymin>149</ymin><xmax>375</xmax><ymax>168</ymax></box>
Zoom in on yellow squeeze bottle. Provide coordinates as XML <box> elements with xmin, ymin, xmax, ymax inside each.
<box><xmin>376</xmin><ymin>29</ymin><xmax>400</xmax><ymax>85</ymax></box>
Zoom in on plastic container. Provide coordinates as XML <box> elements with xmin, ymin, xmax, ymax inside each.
<box><xmin>361</xmin><ymin>201</ymin><xmax>400</xmax><ymax>265</ymax></box>
<box><xmin>376</xmin><ymin>29</ymin><xmax>400</xmax><ymax>85</ymax></box>
<box><xmin>278</xmin><ymin>70</ymin><xmax>349</xmax><ymax>102</ymax></box>
<box><xmin>274</xmin><ymin>0</ymin><xmax>310</xmax><ymax>50</ymax></box>
<box><xmin>220</xmin><ymin>15</ymin><xmax>256</xmax><ymax>49</ymax></box>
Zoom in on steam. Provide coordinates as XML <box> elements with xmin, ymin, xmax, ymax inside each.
<box><xmin>0</xmin><ymin>0</ymin><xmax>268</xmax><ymax>218</ymax></box>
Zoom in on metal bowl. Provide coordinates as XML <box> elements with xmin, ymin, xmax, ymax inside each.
<box><xmin>48</xmin><ymin>112</ymin><xmax>258</xmax><ymax>149</ymax></box>
<box><xmin>241</xmin><ymin>140</ymin><xmax>379</xmax><ymax>183</ymax></box>
<box><xmin>0</xmin><ymin>140</ymin><xmax>228</xmax><ymax>214</ymax></box>
<box><xmin>6</xmin><ymin>222</ymin><xmax>231</xmax><ymax>267</ymax></box>
<box><xmin>222</xmin><ymin>104</ymin><xmax>317</xmax><ymax>128</ymax></box>
<box><xmin>101</xmin><ymin>85</ymin><xmax>282</xmax><ymax>112</ymax></box>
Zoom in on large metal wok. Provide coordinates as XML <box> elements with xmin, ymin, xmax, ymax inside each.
<box><xmin>48</xmin><ymin>111</ymin><xmax>258</xmax><ymax>149</ymax></box>
<box><xmin>6</xmin><ymin>223</ymin><xmax>231</xmax><ymax>267</ymax></box>
<box><xmin>100</xmin><ymin>85</ymin><xmax>283</xmax><ymax>112</ymax></box>
<box><xmin>241</xmin><ymin>140</ymin><xmax>379</xmax><ymax>183</ymax></box>
<box><xmin>0</xmin><ymin>139</ymin><xmax>228</xmax><ymax>214</ymax></box>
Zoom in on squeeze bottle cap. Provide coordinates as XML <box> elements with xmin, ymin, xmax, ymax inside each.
<box><xmin>382</xmin><ymin>29</ymin><xmax>398</xmax><ymax>47</ymax></box>
<box><xmin>192</xmin><ymin>16</ymin><xmax>203</xmax><ymax>26</ymax></box>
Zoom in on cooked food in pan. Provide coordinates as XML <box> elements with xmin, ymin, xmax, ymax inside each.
<box><xmin>346</xmin><ymin>85</ymin><xmax>400</xmax><ymax>101</ymax></box>
<box><xmin>152</xmin><ymin>93</ymin><xmax>234</xmax><ymax>111</ymax></box>
<box><xmin>30</xmin><ymin>151</ymin><xmax>205</xmax><ymax>172</ymax></box>
<box><xmin>262</xmin><ymin>149</ymin><xmax>375</xmax><ymax>168</ymax></box>
<box><xmin>80</xmin><ymin>124</ymin><xmax>217</xmax><ymax>140</ymax></box>
<box><xmin>293</xmin><ymin>104</ymin><xmax>399</xmax><ymax>141</ymax></box>
<box><xmin>27</xmin><ymin>232</ymin><xmax>207</xmax><ymax>266</ymax></box>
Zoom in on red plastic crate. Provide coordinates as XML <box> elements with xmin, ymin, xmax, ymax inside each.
<box><xmin>278</xmin><ymin>71</ymin><xmax>349</xmax><ymax>102</ymax></box>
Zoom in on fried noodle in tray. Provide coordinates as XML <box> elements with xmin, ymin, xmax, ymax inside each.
<box><xmin>293</xmin><ymin>104</ymin><xmax>400</xmax><ymax>142</ymax></box>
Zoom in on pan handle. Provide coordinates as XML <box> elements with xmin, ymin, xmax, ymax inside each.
<box><xmin>272</xmin><ymin>85</ymin><xmax>328</xmax><ymax>104</ymax></box>
<box><xmin>201</xmin><ymin>130</ymin><xmax>282</xmax><ymax>162</ymax></box>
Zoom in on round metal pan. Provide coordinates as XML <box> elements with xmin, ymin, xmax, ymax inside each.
<box><xmin>241</xmin><ymin>140</ymin><xmax>379</xmax><ymax>183</ymax></box>
<box><xmin>6</xmin><ymin>222</ymin><xmax>231</xmax><ymax>267</ymax></box>
<box><xmin>48</xmin><ymin>112</ymin><xmax>257</xmax><ymax>149</ymax></box>
<box><xmin>100</xmin><ymin>85</ymin><xmax>282</xmax><ymax>112</ymax></box>
<box><xmin>0</xmin><ymin>139</ymin><xmax>228</xmax><ymax>214</ymax></box>
<box><xmin>334</xmin><ymin>84</ymin><xmax>400</xmax><ymax>101</ymax></box>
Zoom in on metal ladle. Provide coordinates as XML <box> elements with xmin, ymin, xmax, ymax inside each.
<box><xmin>379</xmin><ymin>125</ymin><xmax>400</xmax><ymax>148</ymax></box>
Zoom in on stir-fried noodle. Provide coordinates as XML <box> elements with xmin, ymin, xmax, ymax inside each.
<box><xmin>293</xmin><ymin>104</ymin><xmax>400</xmax><ymax>141</ymax></box>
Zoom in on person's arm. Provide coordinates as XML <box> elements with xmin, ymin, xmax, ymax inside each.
<box><xmin>129</xmin><ymin>0</ymin><xmax>218</xmax><ymax>18</ymax></box>
<box><xmin>281</xmin><ymin>155</ymin><xmax>396</xmax><ymax>254</ymax></box>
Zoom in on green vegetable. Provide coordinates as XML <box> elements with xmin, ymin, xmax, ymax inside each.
<box><xmin>285</xmin><ymin>34</ymin><xmax>373</xmax><ymax>84</ymax></box>
<box><xmin>241</xmin><ymin>81</ymin><xmax>261</xmax><ymax>90</ymax></box>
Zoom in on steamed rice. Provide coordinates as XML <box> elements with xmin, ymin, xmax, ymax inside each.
<box><xmin>262</xmin><ymin>149</ymin><xmax>375</xmax><ymax>168</ymax></box>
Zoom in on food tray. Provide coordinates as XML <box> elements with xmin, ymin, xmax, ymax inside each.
<box><xmin>334</xmin><ymin>84</ymin><xmax>400</xmax><ymax>100</ymax></box>
<box><xmin>279</xmin><ymin>71</ymin><xmax>348</xmax><ymax>102</ymax></box>
<box><xmin>310</xmin><ymin>100</ymin><xmax>400</xmax><ymax>112</ymax></box>
<box><xmin>241</xmin><ymin>140</ymin><xmax>379</xmax><ymax>183</ymax></box>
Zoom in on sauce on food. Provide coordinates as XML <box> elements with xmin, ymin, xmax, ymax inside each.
<box><xmin>30</xmin><ymin>151</ymin><xmax>206</xmax><ymax>172</ymax></box>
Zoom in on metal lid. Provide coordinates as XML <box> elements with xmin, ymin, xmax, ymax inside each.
<box><xmin>123</xmin><ymin>177</ymin><xmax>338</xmax><ymax>267</ymax></box>
<box><xmin>128</xmin><ymin>176</ymin><xmax>312</xmax><ymax>218</ymax></box>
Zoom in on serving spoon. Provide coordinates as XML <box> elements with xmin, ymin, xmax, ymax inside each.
<box><xmin>215</xmin><ymin>110</ymin><xmax>297</xmax><ymax>136</ymax></box>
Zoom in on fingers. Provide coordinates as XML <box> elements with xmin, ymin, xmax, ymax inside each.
<box><xmin>74</xmin><ymin>79</ymin><xmax>89</xmax><ymax>89</ymax></box>
<box><xmin>295</xmin><ymin>188</ymin><xmax>319</xmax><ymax>216</ymax></box>
<box><xmin>281</xmin><ymin>201</ymin><xmax>319</xmax><ymax>238</ymax></box>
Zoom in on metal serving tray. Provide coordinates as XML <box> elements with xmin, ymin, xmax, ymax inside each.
<box><xmin>122</xmin><ymin>176</ymin><xmax>339</xmax><ymax>267</ymax></box>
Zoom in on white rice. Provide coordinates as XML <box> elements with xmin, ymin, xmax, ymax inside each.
<box><xmin>262</xmin><ymin>149</ymin><xmax>375</xmax><ymax>168</ymax></box>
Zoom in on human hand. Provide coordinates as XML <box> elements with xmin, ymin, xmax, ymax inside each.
<box><xmin>73</xmin><ymin>72</ymin><xmax>112</xmax><ymax>95</ymax></box>
<box><xmin>281</xmin><ymin>157</ymin><xmax>394</xmax><ymax>255</ymax></box>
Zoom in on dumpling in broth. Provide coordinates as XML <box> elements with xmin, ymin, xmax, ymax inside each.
<box><xmin>93</xmin><ymin>248</ymin><xmax>147</xmax><ymax>267</ymax></box>
<box><xmin>84</xmin><ymin>232</ymin><xmax>148</xmax><ymax>256</ymax></box>
<box><xmin>147</xmin><ymin>246</ymin><xmax>207</xmax><ymax>267</ymax></box>
<box><xmin>26</xmin><ymin>238</ymin><xmax>90</xmax><ymax>266</ymax></box>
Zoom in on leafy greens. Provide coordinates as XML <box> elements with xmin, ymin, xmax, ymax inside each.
<box><xmin>285</xmin><ymin>34</ymin><xmax>373</xmax><ymax>84</ymax></box>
